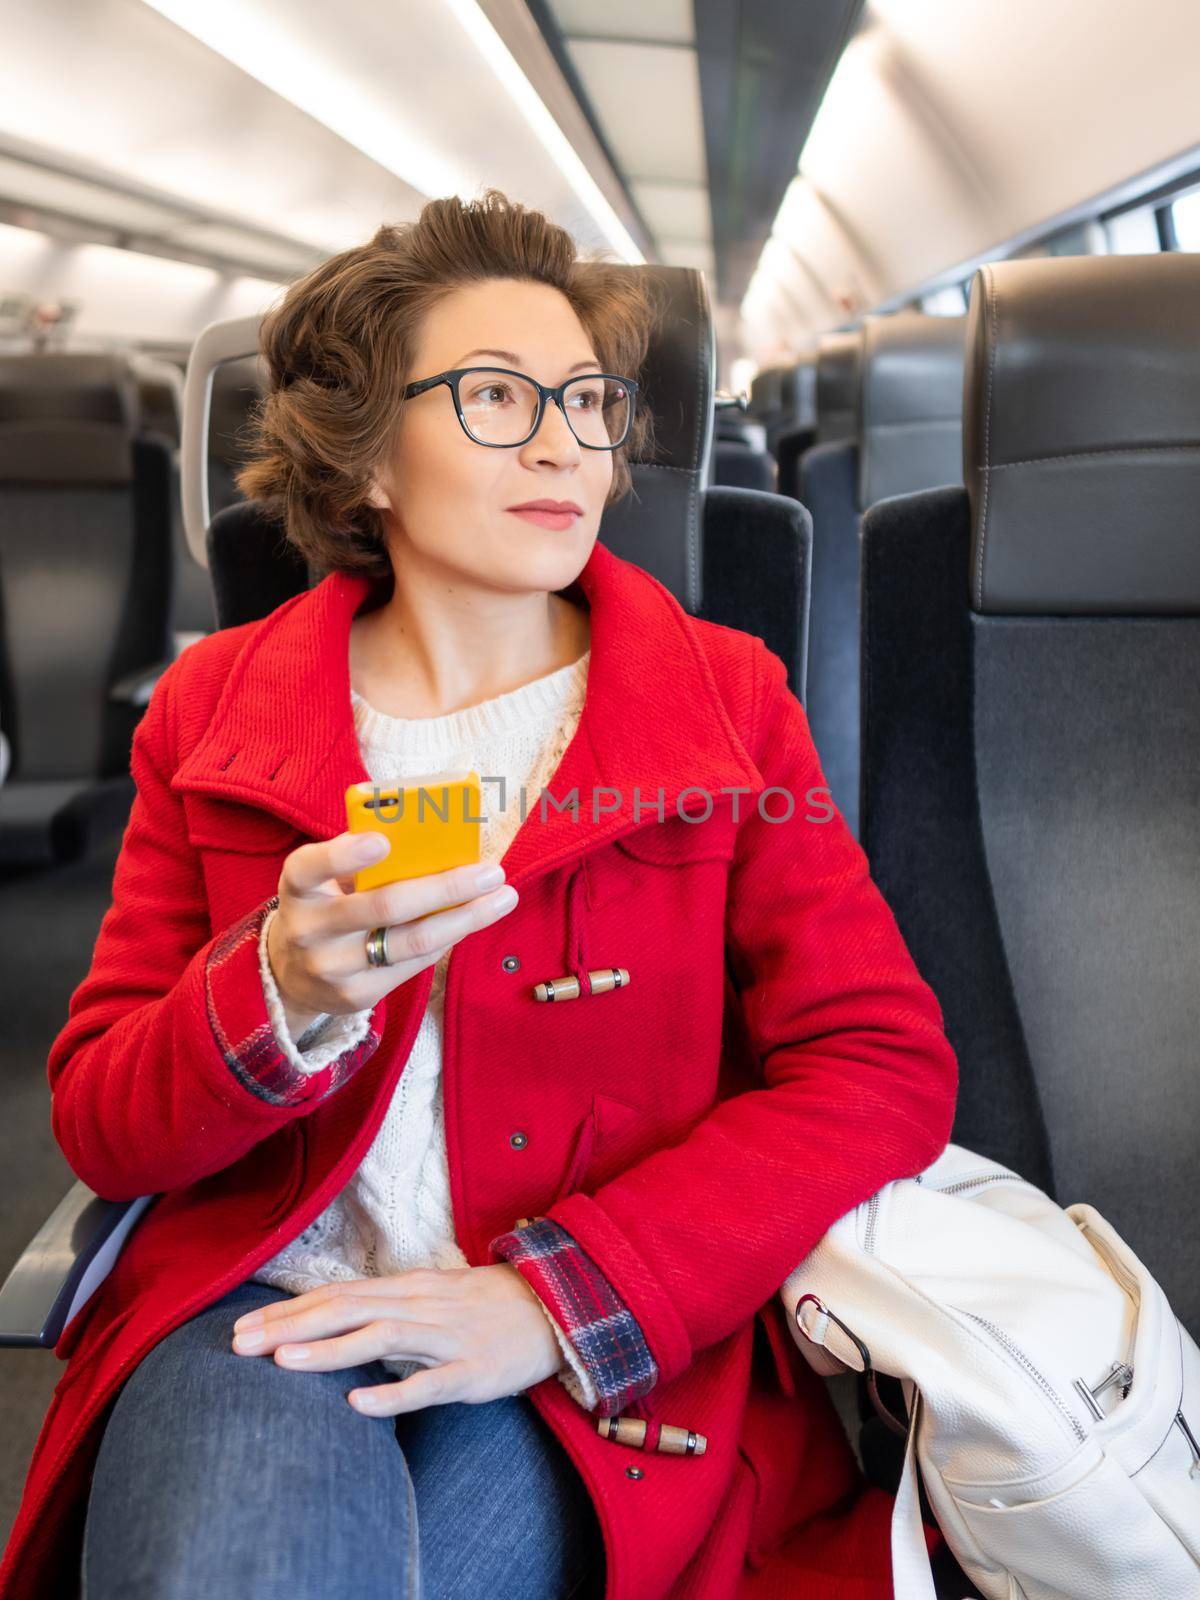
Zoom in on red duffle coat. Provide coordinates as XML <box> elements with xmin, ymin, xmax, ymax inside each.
<box><xmin>0</xmin><ymin>538</ymin><xmax>956</xmax><ymax>1599</ymax></box>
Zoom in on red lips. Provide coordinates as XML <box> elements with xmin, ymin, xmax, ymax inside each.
<box><xmin>507</xmin><ymin>499</ymin><xmax>583</xmax><ymax>514</ymax></box>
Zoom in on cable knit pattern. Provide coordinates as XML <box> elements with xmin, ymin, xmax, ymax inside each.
<box><xmin>252</xmin><ymin>649</ymin><xmax>612</xmax><ymax>1409</ymax></box>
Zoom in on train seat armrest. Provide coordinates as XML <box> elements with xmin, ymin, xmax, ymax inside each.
<box><xmin>109</xmin><ymin>661</ymin><xmax>172</xmax><ymax>708</ymax></box>
<box><xmin>0</xmin><ymin>1182</ymin><xmax>156</xmax><ymax>1349</ymax></box>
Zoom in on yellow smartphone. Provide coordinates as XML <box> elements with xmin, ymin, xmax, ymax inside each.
<box><xmin>345</xmin><ymin>770</ymin><xmax>483</xmax><ymax>903</ymax></box>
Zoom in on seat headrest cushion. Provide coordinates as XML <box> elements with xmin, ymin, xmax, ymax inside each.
<box><xmin>816</xmin><ymin>329</ymin><xmax>862</xmax><ymax>444</ymax></box>
<box><xmin>963</xmin><ymin>254</ymin><xmax>1200</xmax><ymax>614</ymax></box>
<box><xmin>858</xmin><ymin>310</ymin><xmax>965</xmax><ymax>508</ymax></box>
<box><xmin>0</xmin><ymin>354</ymin><xmax>137</xmax><ymax>483</ymax></box>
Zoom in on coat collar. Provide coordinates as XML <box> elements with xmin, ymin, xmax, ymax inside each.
<box><xmin>171</xmin><ymin>539</ymin><xmax>763</xmax><ymax>886</ymax></box>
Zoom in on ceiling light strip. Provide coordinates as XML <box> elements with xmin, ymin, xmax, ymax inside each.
<box><xmin>140</xmin><ymin>0</ymin><xmax>642</xmax><ymax>262</ymax></box>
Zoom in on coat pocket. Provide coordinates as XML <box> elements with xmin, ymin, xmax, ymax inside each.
<box><xmin>555</xmin><ymin>1092</ymin><xmax>644</xmax><ymax>1203</ymax></box>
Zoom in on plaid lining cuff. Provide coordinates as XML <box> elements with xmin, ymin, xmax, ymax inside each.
<box><xmin>205</xmin><ymin>894</ymin><xmax>383</xmax><ymax>1108</ymax></box>
<box><xmin>488</xmin><ymin>1216</ymin><xmax>658</xmax><ymax>1417</ymax></box>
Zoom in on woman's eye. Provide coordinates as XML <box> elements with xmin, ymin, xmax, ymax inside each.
<box><xmin>475</xmin><ymin>383</ymin><xmax>512</xmax><ymax>405</ymax></box>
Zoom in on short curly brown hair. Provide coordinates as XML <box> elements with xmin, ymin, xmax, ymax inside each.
<box><xmin>235</xmin><ymin>188</ymin><xmax>661</xmax><ymax>578</ymax></box>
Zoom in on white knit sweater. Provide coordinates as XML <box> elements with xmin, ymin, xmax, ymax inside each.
<box><xmin>252</xmin><ymin>648</ymin><xmax>598</xmax><ymax>1407</ymax></box>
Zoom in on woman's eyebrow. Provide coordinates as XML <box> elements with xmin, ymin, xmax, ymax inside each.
<box><xmin>453</xmin><ymin>348</ymin><xmax>600</xmax><ymax>374</ymax></box>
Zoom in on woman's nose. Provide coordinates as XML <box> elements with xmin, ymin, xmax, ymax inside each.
<box><xmin>524</xmin><ymin>396</ymin><xmax>579</xmax><ymax>458</ymax></box>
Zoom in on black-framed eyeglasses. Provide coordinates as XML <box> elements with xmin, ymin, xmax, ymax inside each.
<box><xmin>401</xmin><ymin>366</ymin><xmax>638</xmax><ymax>450</ymax></box>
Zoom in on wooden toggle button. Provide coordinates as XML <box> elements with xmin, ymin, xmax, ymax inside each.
<box><xmin>596</xmin><ymin>1416</ymin><xmax>707</xmax><ymax>1456</ymax></box>
<box><xmin>532</xmin><ymin>967</ymin><xmax>630</xmax><ymax>1002</ymax></box>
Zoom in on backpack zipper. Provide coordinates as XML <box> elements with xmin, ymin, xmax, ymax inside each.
<box><xmin>863</xmin><ymin>1166</ymin><xmax>1088</xmax><ymax>1445</ymax></box>
<box><xmin>1174</xmin><ymin>1410</ymin><xmax>1200</xmax><ymax>1478</ymax></box>
<box><xmin>934</xmin><ymin>1170</ymin><xmax>1025</xmax><ymax>1197</ymax></box>
<box><xmin>863</xmin><ymin>1168</ymin><xmax>1027</xmax><ymax>1255</ymax></box>
<box><xmin>1073</xmin><ymin>1360</ymin><xmax>1134</xmax><ymax>1422</ymax></box>
<box><xmin>962</xmin><ymin>1310</ymin><xmax>1088</xmax><ymax>1444</ymax></box>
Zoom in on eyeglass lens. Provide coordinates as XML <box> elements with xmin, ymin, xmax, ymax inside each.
<box><xmin>459</xmin><ymin>370</ymin><xmax>630</xmax><ymax>448</ymax></box>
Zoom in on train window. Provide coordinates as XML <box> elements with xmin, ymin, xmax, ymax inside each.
<box><xmin>1168</xmin><ymin>187</ymin><xmax>1200</xmax><ymax>250</ymax></box>
<box><xmin>1104</xmin><ymin>203</ymin><xmax>1163</xmax><ymax>254</ymax></box>
<box><xmin>918</xmin><ymin>283</ymin><xmax>969</xmax><ymax>316</ymax></box>
<box><xmin>1015</xmin><ymin>219</ymin><xmax>1108</xmax><ymax>260</ymax></box>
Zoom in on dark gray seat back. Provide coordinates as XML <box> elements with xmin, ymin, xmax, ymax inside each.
<box><xmin>594</xmin><ymin>265</ymin><xmax>713</xmax><ymax>614</ymax></box>
<box><xmin>793</xmin><ymin>315</ymin><xmax>965</xmax><ymax>837</ymax></box>
<box><xmin>713</xmin><ymin>439</ymin><xmax>777</xmax><ymax>491</ymax></box>
<box><xmin>133</xmin><ymin>353</ymin><xmax>216</xmax><ymax>639</ymax></box>
<box><xmin>815</xmin><ymin>329</ymin><xmax>863</xmax><ymax>446</ymax></box>
<box><xmin>766</xmin><ymin>360</ymin><xmax>816</xmax><ymax>457</ymax></box>
<box><xmin>858</xmin><ymin>310</ymin><xmax>965</xmax><ymax>507</ymax></box>
<box><xmin>861</xmin><ymin>253</ymin><xmax>1200</xmax><ymax>1334</ymax></box>
<box><xmin>0</xmin><ymin>354</ymin><xmax>172</xmax><ymax>785</ymax></box>
<box><xmin>786</xmin><ymin>329</ymin><xmax>864</xmax><ymax>831</ymax></box>
<box><xmin>207</xmin><ymin>355</ymin><xmax>263</xmax><ymax>523</ymax></box>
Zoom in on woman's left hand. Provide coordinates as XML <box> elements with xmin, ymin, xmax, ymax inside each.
<box><xmin>229</xmin><ymin>1263</ymin><xmax>566</xmax><ymax>1416</ymax></box>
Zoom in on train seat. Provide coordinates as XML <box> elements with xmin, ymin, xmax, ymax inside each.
<box><xmin>130</xmin><ymin>352</ymin><xmax>217</xmax><ymax>643</ymax></box>
<box><xmin>747</xmin><ymin>362</ymin><xmax>786</xmax><ymax>436</ymax></box>
<box><xmin>771</xmin><ymin>354</ymin><xmax>819</xmax><ymax>487</ymax></box>
<box><xmin>713</xmin><ymin>396</ymin><xmax>777</xmax><ymax>491</ymax></box>
<box><xmin>776</xmin><ymin>332</ymin><xmax>854</xmax><ymax>505</ymax></box>
<box><xmin>205</xmin><ymin>353</ymin><xmax>264</xmax><ymax>524</ymax></box>
<box><xmin>713</xmin><ymin>405</ymin><xmax>764</xmax><ymax>449</ymax></box>
<box><xmin>815</xmin><ymin>326</ymin><xmax>863</xmax><ymax>447</ymax></box>
<box><xmin>790</xmin><ymin>313</ymin><xmax>965</xmax><ymax>837</ymax></box>
<box><xmin>766</xmin><ymin>356</ymin><xmax>817</xmax><ymax>460</ymax></box>
<box><xmin>860</xmin><ymin>252</ymin><xmax>1200</xmax><ymax>1339</ymax></box>
<box><xmin>713</xmin><ymin>437</ymin><xmax>777</xmax><ymax>490</ymax></box>
<box><xmin>0</xmin><ymin>353</ymin><xmax>175</xmax><ymax>866</ymax></box>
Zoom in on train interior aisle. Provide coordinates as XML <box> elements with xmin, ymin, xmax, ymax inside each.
<box><xmin>2</xmin><ymin>0</ymin><xmax>1199</xmax><ymax>1593</ymax></box>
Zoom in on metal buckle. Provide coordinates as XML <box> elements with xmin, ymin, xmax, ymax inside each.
<box><xmin>793</xmin><ymin>1292</ymin><xmax>908</xmax><ymax>1437</ymax></box>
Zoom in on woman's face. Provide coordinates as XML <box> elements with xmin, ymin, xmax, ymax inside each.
<box><xmin>368</xmin><ymin>277</ymin><xmax>616</xmax><ymax>596</ymax></box>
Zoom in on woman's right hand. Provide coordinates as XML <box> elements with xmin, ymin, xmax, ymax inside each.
<box><xmin>266</xmin><ymin>831</ymin><xmax>519</xmax><ymax>1038</ymax></box>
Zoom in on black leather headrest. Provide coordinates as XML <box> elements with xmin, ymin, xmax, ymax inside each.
<box><xmin>209</xmin><ymin>355</ymin><xmax>263</xmax><ymax>468</ymax></box>
<box><xmin>792</xmin><ymin>357</ymin><xmax>817</xmax><ymax>431</ymax></box>
<box><xmin>716</xmin><ymin>411</ymin><xmax>757</xmax><ymax>444</ymax></box>
<box><xmin>0</xmin><ymin>353</ymin><xmax>138</xmax><ymax>483</ymax></box>
<box><xmin>816</xmin><ymin>330</ymin><xmax>862</xmax><ymax>444</ymax></box>
<box><xmin>749</xmin><ymin>366</ymin><xmax>786</xmax><ymax>418</ymax></box>
<box><xmin>592</xmin><ymin>263</ymin><xmax>713</xmax><ymax>613</ymax></box>
<box><xmin>858</xmin><ymin>311</ymin><xmax>965</xmax><ymax>510</ymax></box>
<box><xmin>964</xmin><ymin>254</ymin><xmax>1200</xmax><ymax>614</ymax></box>
<box><xmin>131</xmin><ymin>356</ymin><xmax>183</xmax><ymax>447</ymax></box>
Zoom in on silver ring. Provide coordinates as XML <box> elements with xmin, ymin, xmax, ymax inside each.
<box><xmin>365</xmin><ymin>925</ymin><xmax>393</xmax><ymax>968</ymax></box>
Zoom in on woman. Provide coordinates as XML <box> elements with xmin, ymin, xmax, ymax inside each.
<box><xmin>1</xmin><ymin>191</ymin><xmax>958</xmax><ymax>1600</ymax></box>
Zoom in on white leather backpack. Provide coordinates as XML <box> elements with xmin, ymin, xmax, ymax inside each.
<box><xmin>778</xmin><ymin>1143</ymin><xmax>1200</xmax><ymax>1599</ymax></box>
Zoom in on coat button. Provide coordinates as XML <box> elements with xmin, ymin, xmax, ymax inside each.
<box><xmin>509</xmin><ymin>1130</ymin><xmax>528</xmax><ymax>1149</ymax></box>
<box><xmin>625</xmin><ymin>1465</ymin><xmax>644</xmax><ymax>1480</ymax></box>
<box><xmin>501</xmin><ymin>955</ymin><xmax>521</xmax><ymax>972</ymax></box>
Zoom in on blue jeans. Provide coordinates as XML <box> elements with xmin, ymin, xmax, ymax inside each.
<box><xmin>81</xmin><ymin>1279</ymin><xmax>606</xmax><ymax>1600</ymax></box>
